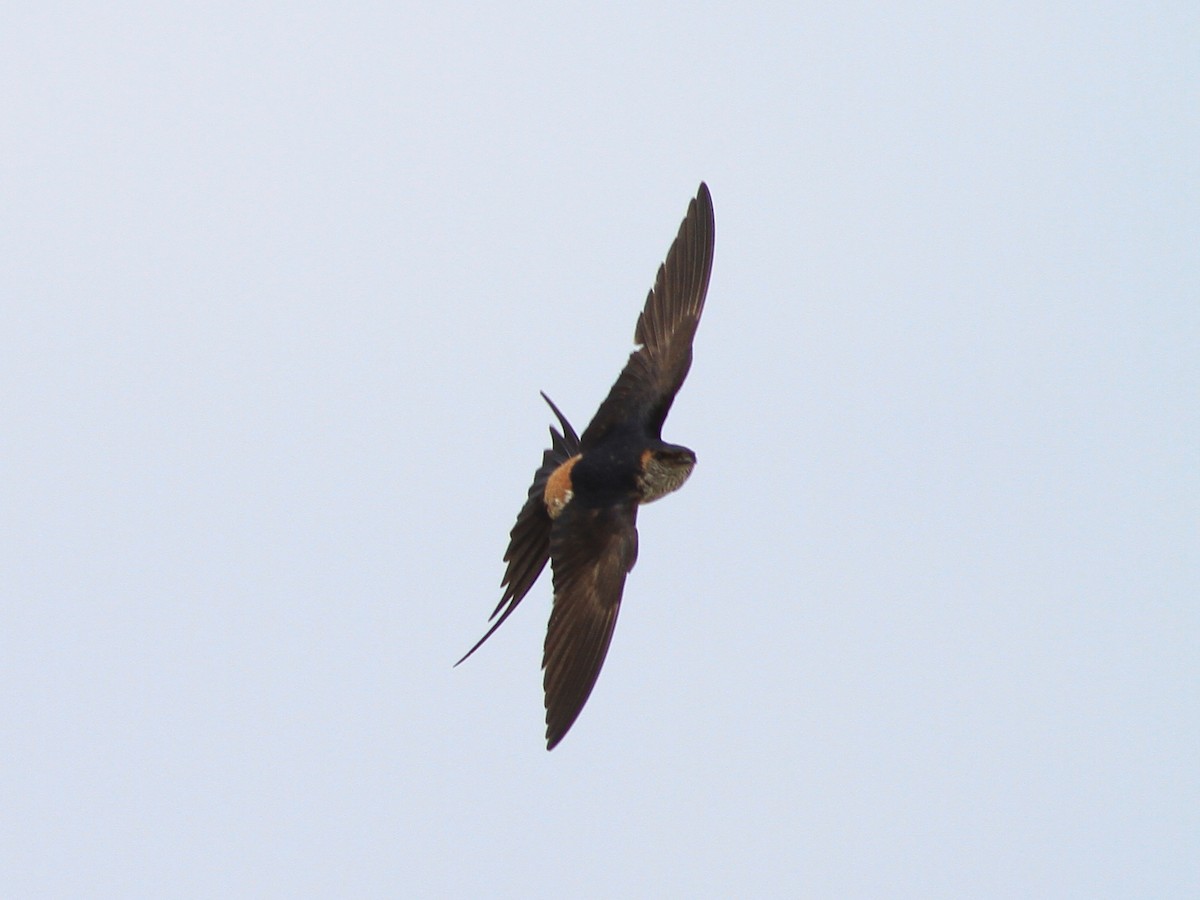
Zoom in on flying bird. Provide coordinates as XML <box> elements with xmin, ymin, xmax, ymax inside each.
<box><xmin>457</xmin><ymin>183</ymin><xmax>715</xmax><ymax>749</ymax></box>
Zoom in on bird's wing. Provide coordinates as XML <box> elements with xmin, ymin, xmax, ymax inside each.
<box><xmin>580</xmin><ymin>183</ymin><xmax>715</xmax><ymax>449</ymax></box>
<box><xmin>455</xmin><ymin>394</ymin><xmax>580</xmax><ymax>666</ymax></box>
<box><xmin>542</xmin><ymin>499</ymin><xmax>639</xmax><ymax>749</ymax></box>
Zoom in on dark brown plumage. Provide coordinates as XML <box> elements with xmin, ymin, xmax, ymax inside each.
<box><xmin>457</xmin><ymin>183</ymin><xmax>715</xmax><ymax>749</ymax></box>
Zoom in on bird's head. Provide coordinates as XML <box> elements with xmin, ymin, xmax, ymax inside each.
<box><xmin>637</xmin><ymin>443</ymin><xmax>697</xmax><ymax>503</ymax></box>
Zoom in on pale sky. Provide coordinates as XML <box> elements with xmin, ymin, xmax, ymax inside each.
<box><xmin>3</xmin><ymin>3</ymin><xmax>1197</xmax><ymax>897</ymax></box>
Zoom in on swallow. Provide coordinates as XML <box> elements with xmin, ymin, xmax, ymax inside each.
<box><xmin>457</xmin><ymin>183</ymin><xmax>715</xmax><ymax>749</ymax></box>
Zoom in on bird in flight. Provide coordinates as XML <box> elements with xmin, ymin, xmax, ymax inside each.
<box><xmin>457</xmin><ymin>183</ymin><xmax>715</xmax><ymax>749</ymax></box>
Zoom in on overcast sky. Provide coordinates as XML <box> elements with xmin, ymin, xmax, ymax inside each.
<box><xmin>3</xmin><ymin>3</ymin><xmax>1197</xmax><ymax>897</ymax></box>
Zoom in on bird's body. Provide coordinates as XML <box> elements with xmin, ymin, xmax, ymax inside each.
<box><xmin>457</xmin><ymin>183</ymin><xmax>715</xmax><ymax>749</ymax></box>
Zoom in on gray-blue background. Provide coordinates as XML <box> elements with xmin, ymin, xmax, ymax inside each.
<box><xmin>4</xmin><ymin>4</ymin><xmax>1196</xmax><ymax>896</ymax></box>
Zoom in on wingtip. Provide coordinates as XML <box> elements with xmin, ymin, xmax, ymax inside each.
<box><xmin>694</xmin><ymin>182</ymin><xmax>714</xmax><ymax>226</ymax></box>
<box><xmin>545</xmin><ymin>719</ymin><xmax>570</xmax><ymax>750</ymax></box>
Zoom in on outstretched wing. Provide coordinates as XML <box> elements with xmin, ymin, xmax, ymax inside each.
<box><xmin>455</xmin><ymin>393</ymin><xmax>580</xmax><ymax>666</ymax></box>
<box><xmin>580</xmin><ymin>183</ymin><xmax>715</xmax><ymax>449</ymax></box>
<box><xmin>542</xmin><ymin>500</ymin><xmax>639</xmax><ymax>749</ymax></box>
